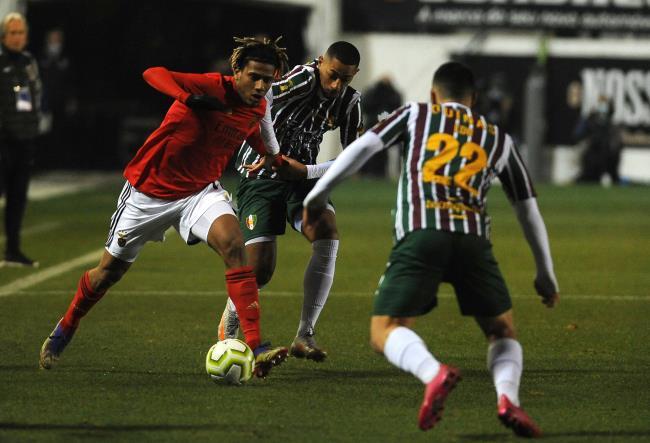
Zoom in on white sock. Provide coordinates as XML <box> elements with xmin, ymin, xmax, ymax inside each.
<box><xmin>487</xmin><ymin>338</ymin><xmax>523</xmax><ymax>406</ymax></box>
<box><xmin>297</xmin><ymin>239</ymin><xmax>338</xmax><ymax>336</ymax></box>
<box><xmin>384</xmin><ymin>326</ymin><xmax>441</xmax><ymax>384</ymax></box>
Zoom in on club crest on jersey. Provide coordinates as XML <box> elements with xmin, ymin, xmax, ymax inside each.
<box><xmin>246</xmin><ymin>214</ymin><xmax>257</xmax><ymax>230</ymax></box>
<box><xmin>117</xmin><ymin>230</ymin><xmax>129</xmax><ymax>247</ymax></box>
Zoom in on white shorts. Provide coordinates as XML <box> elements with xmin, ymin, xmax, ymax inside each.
<box><xmin>105</xmin><ymin>181</ymin><xmax>235</xmax><ymax>262</ymax></box>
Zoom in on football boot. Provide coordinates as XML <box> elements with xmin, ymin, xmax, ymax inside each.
<box><xmin>39</xmin><ymin>319</ymin><xmax>76</xmax><ymax>369</ymax></box>
<box><xmin>418</xmin><ymin>364</ymin><xmax>462</xmax><ymax>430</ymax></box>
<box><xmin>290</xmin><ymin>333</ymin><xmax>328</xmax><ymax>362</ymax></box>
<box><xmin>498</xmin><ymin>394</ymin><xmax>542</xmax><ymax>438</ymax></box>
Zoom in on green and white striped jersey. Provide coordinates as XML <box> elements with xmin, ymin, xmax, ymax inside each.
<box><xmin>372</xmin><ymin>101</ymin><xmax>536</xmax><ymax>240</ymax></box>
<box><xmin>235</xmin><ymin>60</ymin><xmax>362</xmax><ymax>179</ymax></box>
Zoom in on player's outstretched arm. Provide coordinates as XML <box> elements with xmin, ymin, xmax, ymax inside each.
<box><xmin>184</xmin><ymin>95</ymin><xmax>231</xmax><ymax>112</ymax></box>
<box><xmin>513</xmin><ymin>198</ymin><xmax>560</xmax><ymax>308</ymax></box>
<box><xmin>302</xmin><ymin>131</ymin><xmax>385</xmax><ymax>242</ymax></box>
<box><xmin>257</xmin><ymin>90</ymin><xmax>280</xmax><ymax>154</ymax></box>
<box><xmin>142</xmin><ymin>67</ymin><xmax>229</xmax><ymax>111</ymax></box>
<box><xmin>242</xmin><ymin>154</ymin><xmax>308</xmax><ymax>180</ymax></box>
<box><xmin>244</xmin><ymin>105</ymin><xmax>289</xmax><ymax>177</ymax></box>
<box><xmin>303</xmin><ymin>131</ymin><xmax>384</xmax><ymax>209</ymax></box>
<box><xmin>272</xmin><ymin>156</ymin><xmax>307</xmax><ymax>180</ymax></box>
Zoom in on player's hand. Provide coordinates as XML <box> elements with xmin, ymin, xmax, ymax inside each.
<box><xmin>273</xmin><ymin>155</ymin><xmax>307</xmax><ymax>180</ymax></box>
<box><xmin>534</xmin><ymin>274</ymin><xmax>559</xmax><ymax>308</ymax></box>
<box><xmin>302</xmin><ymin>205</ymin><xmax>326</xmax><ymax>243</ymax></box>
<box><xmin>243</xmin><ymin>154</ymin><xmax>284</xmax><ymax>175</ymax></box>
<box><xmin>185</xmin><ymin>94</ymin><xmax>231</xmax><ymax>112</ymax></box>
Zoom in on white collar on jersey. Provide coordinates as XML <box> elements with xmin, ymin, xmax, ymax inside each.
<box><xmin>440</xmin><ymin>101</ymin><xmax>471</xmax><ymax>110</ymax></box>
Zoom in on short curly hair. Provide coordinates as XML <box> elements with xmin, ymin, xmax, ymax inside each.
<box><xmin>230</xmin><ymin>36</ymin><xmax>289</xmax><ymax>79</ymax></box>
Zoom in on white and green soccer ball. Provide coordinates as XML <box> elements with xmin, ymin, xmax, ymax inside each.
<box><xmin>205</xmin><ymin>339</ymin><xmax>255</xmax><ymax>385</ymax></box>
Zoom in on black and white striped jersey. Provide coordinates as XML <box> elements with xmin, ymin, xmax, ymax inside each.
<box><xmin>235</xmin><ymin>60</ymin><xmax>362</xmax><ymax>179</ymax></box>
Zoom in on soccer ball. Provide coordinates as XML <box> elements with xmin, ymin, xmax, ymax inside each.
<box><xmin>205</xmin><ymin>339</ymin><xmax>255</xmax><ymax>385</ymax></box>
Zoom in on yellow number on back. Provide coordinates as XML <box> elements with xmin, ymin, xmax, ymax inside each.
<box><xmin>421</xmin><ymin>134</ymin><xmax>487</xmax><ymax>197</ymax></box>
<box><xmin>455</xmin><ymin>142</ymin><xmax>487</xmax><ymax>196</ymax></box>
<box><xmin>422</xmin><ymin>133</ymin><xmax>457</xmax><ymax>186</ymax></box>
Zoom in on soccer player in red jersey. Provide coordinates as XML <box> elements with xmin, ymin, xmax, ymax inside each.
<box><xmin>39</xmin><ymin>37</ymin><xmax>295</xmax><ymax>378</ymax></box>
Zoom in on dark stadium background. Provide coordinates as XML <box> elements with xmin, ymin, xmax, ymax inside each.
<box><xmin>25</xmin><ymin>0</ymin><xmax>309</xmax><ymax>170</ymax></box>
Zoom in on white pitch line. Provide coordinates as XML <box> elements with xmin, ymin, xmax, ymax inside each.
<box><xmin>0</xmin><ymin>288</ymin><xmax>648</xmax><ymax>301</ymax></box>
<box><xmin>0</xmin><ymin>248</ymin><xmax>103</xmax><ymax>296</ymax></box>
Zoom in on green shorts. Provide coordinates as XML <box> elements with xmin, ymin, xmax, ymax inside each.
<box><xmin>373</xmin><ymin>229</ymin><xmax>512</xmax><ymax>318</ymax></box>
<box><xmin>236</xmin><ymin>177</ymin><xmax>332</xmax><ymax>243</ymax></box>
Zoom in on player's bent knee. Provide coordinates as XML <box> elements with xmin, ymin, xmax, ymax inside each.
<box><xmin>219</xmin><ymin>236</ymin><xmax>247</xmax><ymax>268</ymax></box>
<box><xmin>312</xmin><ymin>212</ymin><xmax>339</xmax><ymax>240</ymax></box>
<box><xmin>369</xmin><ymin>335</ymin><xmax>385</xmax><ymax>354</ymax></box>
<box><xmin>91</xmin><ymin>268</ymin><xmax>127</xmax><ymax>292</ymax></box>
<box><xmin>476</xmin><ymin>310</ymin><xmax>516</xmax><ymax>341</ymax></box>
<box><xmin>480</xmin><ymin>319</ymin><xmax>516</xmax><ymax>341</ymax></box>
<box><xmin>369</xmin><ymin>316</ymin><xmax>395</xmax><ymax>353</ymax></box>
<box><xmin>489</xmin><ymin>325</ymin><xmax>516</xmax><ymax>341</ymax></box>
<box><xmin>316</xmin><ymin>221</ymin><xmax>338</xmax><ymax>240</ymax></box>
<box><xmin>254</xmin><ymin>266</ymin><xmax>274</xmax><ymax>287</ymax></box>
<box><xmin>316</xmin><ymin>227</ymin><xmax>339</xmax><ymax>241</ymax></box>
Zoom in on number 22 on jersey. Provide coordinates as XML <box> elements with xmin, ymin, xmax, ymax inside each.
<box><xmin>422</xmin><ymin>133</ymin><xmax>487</xmax><ymax>197</ymax></box>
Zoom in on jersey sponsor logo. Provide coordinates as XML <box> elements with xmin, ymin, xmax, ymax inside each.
<box><xmin>212</xmin><ymin>122</ymin><xmax>247</xmax><ymax>144</ymax></box>
<box><xmin>117</xmin><ymin>230</ymin><xmax>129</xmax><ymax>247</ymax></box>
<box><xmin>425</xmin><ymin>199</ymin><xmax>478</xmax><ymax>214</ymax></box>
<box><xmin>245</xmin><ymin>214</ymin><xmax>257</xmax><ymax>230</ymax></box>
<box><xmin>279</xmin><ymin>80</ymin><xmax>294</xmax><ymax>92</ymax></box>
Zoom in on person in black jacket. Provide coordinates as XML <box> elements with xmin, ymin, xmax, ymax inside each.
<box><xmin>360</xmin><ymin>75</ymin><xmax>402</xmax><ymax>176</ymax></box>
<box><xmin>573</xmin><ymin>95</ymin><xmax>623</xmax><ymax>184</ymax></box>
<box><xmin>0</xmin><ymin>12</ymin><xmax>41</xmax><ymax>267</ymax></box>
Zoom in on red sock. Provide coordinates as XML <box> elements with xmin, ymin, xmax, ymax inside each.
<box><xmin>61</xmin><ymin>271</ymin><xmax>106</xmax><ymax>332</ymax></box>
<box><xmin>225</xmin><ymin>266</ymin><xmax>261</xmax><ymax>350</ymax></box>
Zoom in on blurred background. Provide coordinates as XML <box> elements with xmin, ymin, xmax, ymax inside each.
<box><xmin>3</xmin><ymin>0</ymin><xmax>650</xmax><ymax>185</ymax></box>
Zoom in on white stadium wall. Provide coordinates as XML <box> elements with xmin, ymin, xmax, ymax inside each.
<box><xmin>0</xmin><ymin>0</ymin><xmax>22</xmax><ymax>19</ymax></box>
<box><xmin>318</xmin><ymin>31</ymin><xmax>650</xmax><ymax>184</ymax></box>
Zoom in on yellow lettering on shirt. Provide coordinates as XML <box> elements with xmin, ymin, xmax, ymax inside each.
<box><xmin>425</xmin><ymin>199</ymin><xmax>478</xmax><ymax>214</ymax></box>
<box><xmin>462</xmin><ymin>114</ymin><xmax>474</xmax><ymax>126</ymax></box>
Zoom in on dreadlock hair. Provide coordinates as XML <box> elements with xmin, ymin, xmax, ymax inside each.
<box><xmin>230</xmin><ymin>36</ymin><xmax>289</xmax><ymax>79</ymax></box>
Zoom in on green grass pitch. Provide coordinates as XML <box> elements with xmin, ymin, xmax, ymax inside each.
<box><xmin>1</xmin><ymin>176</ymin><xmax>649</xmax><ymax>442</ymax></box>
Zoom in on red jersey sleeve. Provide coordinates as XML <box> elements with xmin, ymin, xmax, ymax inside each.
<box><xmin>142</xmin><ymin>67</ymin><xmax>219</xmax><ymax>104</ymax></box>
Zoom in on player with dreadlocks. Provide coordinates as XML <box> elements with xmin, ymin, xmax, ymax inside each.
<box><xmin>39</xmin><ymin>36</ymin><xmax>299</xmax><ymax>378</ymax></box>
<box><xmin>219</xmin><ymin>41</ymin><xmax>363</xmax><ymax>363</ymax></box>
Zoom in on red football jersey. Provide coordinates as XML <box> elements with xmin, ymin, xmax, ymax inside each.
<box><xmin>124</xmin><ymin>68</ymin><xmax>267</xmax><ymax>199</ymax></box>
